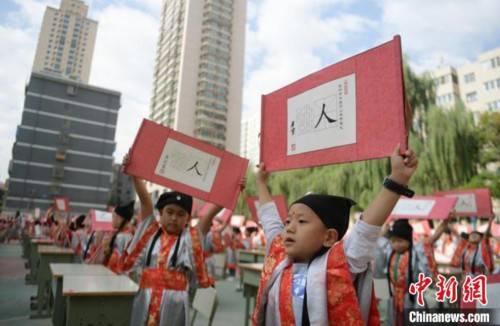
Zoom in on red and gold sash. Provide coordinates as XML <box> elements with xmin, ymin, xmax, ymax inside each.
<box><xmin>422</xmin><ymin>242</ymin><xmax>438</xmax><ymax>279</ymax></box>
<box><xmin>122</xmin><ymin>222</ymin><xmax>159</xmax><ymax>271</ymax></box>
<box><xmin>450</xmin><ymin>238</ymin><xmax>468</xmax><ymax>267</ymax></box>
<box><xmin>134</xmin><ymin>226</ymin><xmax>210</xmax><ymax>326</ymax></box>
<box><xmin>189</xmin><ymin>227</ymin><xmax>212</xmax><ymax>288</ymax></box>
<box><xmin>389</xmin><ymin>251</ymin><xmax>409</xmax><ymax>315</ymax></box>
<box><xmin>212</xmin><ymin>231</ymin><xmax>225</xmax><ymax>253</ymax></box>
<box><xmin>278</xmin><ymin>264</ymin><xmax>295</xmax><ymax>326</ymax></box>
<box><xmin>462</xmin><ymin>239</ymin><xmax>493</xmax><ymax>275</ymax></box>
<box><xmin>253</xmin><ymin>235</ymin><xmax>378</xmax><ymax>326</ymax></box>
<box><xmin>145</xmin><ymin>231</ymin><xmax>178</xmax><ymax>326</ymax></box>
<box><xmin>107</xmin><ymin>227</ymin><xmax>134</xmax><ymax>274</ymax></box>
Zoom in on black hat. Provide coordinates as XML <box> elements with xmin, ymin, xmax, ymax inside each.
<box><xmin>114</xmin><ymin>200</ymin><xmax>135</xmax><ymax>221</ymax></box>
<box><xmin>292</xmin><ymin>194</ymin><xmax>356</xmax><ymax>240</ymax></box>
<box><xmin>388</xmin><ymin>219</ymin><xmax>413</xmax><ymax>242</ymax></box>
<box><xmin>156</xmin><ymin>191</ymin><xmax>192</xmax><ymax>214</ymax></box>
<box><xmin>75</xmin><ymin>214</ymin><xmax>86</xmax><ymax>228</ymax></box>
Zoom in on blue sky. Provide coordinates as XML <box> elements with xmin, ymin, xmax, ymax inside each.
<box><xmin>1</xmin><ymin>0</ymin><xmax>499</xmax><ymax>181</ymax></box>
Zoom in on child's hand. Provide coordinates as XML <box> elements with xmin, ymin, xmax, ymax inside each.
<box><xmin>389</xmin><ymin>143</ymin><xmax>418</xmax><ymax>185</ymax></box>
<box><xmin>239</xmin><ymin>176</ymin><xmax>247</xmax><ymax>191</ymax></box>
<box><xmin>121</xmin><ymin>151</ymin><xmax>131</xmax><ymax>172</ymax></box>
<box><xmin>256</xmin><ymin>163</ymin><xmax>270</xmax><ymax>185</ymax></box>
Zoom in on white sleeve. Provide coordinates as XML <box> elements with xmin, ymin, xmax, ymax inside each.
<box><xmin>343</xmin><ymin>218</ymin><xmax>382</xmax><ymax>274</ymax></box>
<box><xmin>257</xmin><ymin>201</ymin><xmax>285</xmax><ymax>254</ymax></box>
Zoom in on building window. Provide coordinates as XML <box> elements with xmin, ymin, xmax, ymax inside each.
<box><xmin>464</xmin><ymin>72</ymin><xmax>475</xmax><ymax>83</ymax></box>
<box><xmin>484</xmin><ymin>79</ymin><xmax>500</xmax><ymax>90</ymax></box>
<box><xmin>482</xmin><ymin>57</ymin><xmax>500</xmax><ymax>69</ymax></box>
<box><xmin>487</xmin><ymin>100</ymin><xmax>500</xmax><ymax>111</ymax></box>
<box><xmin>466</xmin><ymin>92</ymin><xmax>477</xmax><ymax>103</ymax></box>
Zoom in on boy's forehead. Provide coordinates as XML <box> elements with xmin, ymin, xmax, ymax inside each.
<box><xmin>163</xmin><ymin>203</ymin><xmax>189</xmax><ymax>214</ymax></box>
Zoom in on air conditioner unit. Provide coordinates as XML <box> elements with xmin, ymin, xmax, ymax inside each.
<box><xmin>55</xmin><ymin>150</ymin><xmax>66</xmax><ymax>161</ymax></box>
<box><xmin>53</xmin><ymin>167</ymin><xmax>64</xmax><ymax>179</ymax></box>
<box><xmin>67</xmin><ymin>85</ymin><xmax>77</xmax><ymax>96</ymax></box>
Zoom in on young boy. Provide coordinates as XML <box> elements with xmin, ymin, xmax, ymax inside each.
<box><xmin>121</xmin><ymin>154</ymin><xmax>230</xmax><ymax>326</ymax></box>
<box><xmin>450</xmin><ymin>216</ymin><xmax>495</xmax><ymax>277</ymax></box>
<box><xmin>376</xmin><ymin>216</ymin><xmax>450</xmax><ymax>325</ymax></box>
<box><xmin>203</xmin><ymin>216</ymin><xmax>230</xmax><ymax>282</ymax></box>
<box><xmin>252</xmin><ymin>145</ymin><xmax>418</xmax><ymax>326</ymax></box>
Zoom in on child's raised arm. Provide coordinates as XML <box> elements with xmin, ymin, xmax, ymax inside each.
<box><xmin>122</xmin><ymin>152</ymin><xmax>153</xmax><ymax>219</ymax></box>
<box><xmin>255</xmin><ymin>164</ymin><xmax>284</xmax><ymax>252</ymax></box>
<box><xmin>362</xmin><ymin>144</ymin><xmax>419</xmax><ymax>227</ymax></box>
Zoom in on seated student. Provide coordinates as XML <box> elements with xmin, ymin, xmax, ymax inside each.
<box><xmin>69</xmin><ymin>215</ymin><xmax>88</xmax><ymax>259</ymax></box>
<box><xmin>121</xmin><ymin>154</ymin><xmax>233</xmax><ymax>326</ymax></box>
<box><xmin>252</xmin><ymin>145</ymin><xmax>418</xmax><ymax>326</ymax></box>
<box><xmin>103</xmin><ymin>201</ymin><xmax>135</xmax><ymax>274</ymax></box>
<box><xmin>204</xmin><ymin>216</ymin><xmax>230</xmax><ymax>283</ymax></box>
<box><xmin>243</xmin><ymin>225</ymin><xmax>258</xmax><ymax>250</ymax></box>
<box><xmin>450</xmin><ymin>216</ymin><xmax>495</xmax><ymax>277</ymax></box>
<box><xmin>375</xmin><ymin>216</ymin><xmax>450</xmax><ymax>325</ymax></box>
<box><xmin>226</xmin><ymin>226</ymin><xmax>245</xmax><ymax>280</ymax></box>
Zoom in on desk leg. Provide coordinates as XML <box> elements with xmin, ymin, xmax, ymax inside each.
<box><xmin>32</xmin><ymin>254</ymin><xmax>73</xmax><ymax>319</ymax></box>
<box><xmin>245</xmin><ymin>296</ymin><xmax>250</xmax><ymax>326</ymax></box>
<box><xmin>52</xmin><ymin>278</ymin><xmax>65</xmax><ymax>326</ymax></box>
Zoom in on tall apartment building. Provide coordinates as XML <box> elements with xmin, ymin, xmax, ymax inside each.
<box><xmin>32</xmin><ymin>0</ymin><xmax>97</xmax><ymax>83</ymax></box>
<box><xmin>3</xmin><ymin>73</ymin><xmax>121</xmax><ymax>214</ymax></box>
<box><xmin>240</xmin><ymin>114</ymin><xmax>260</xmax><ymax>164</ymax></box>
<box><xmin>147</xmin><ymin>0</ymin><xmax>246</xmax><ymax>198</ymax></box>
<box><xmin>149</xmin><ymin>0</ymin><xmax>246</xmax><ymax>152</ymax></box>
<box><xmin>430</xmin><ymin>47</ymin><xmax>500</xmax><ymax>115</ymax></box>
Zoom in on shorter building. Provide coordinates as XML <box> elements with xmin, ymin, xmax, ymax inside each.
<box><xmin>429</xmin><ymin>47</ymin><xmax>500</xmax><ymax>116</ymax></box>
<box><xmin>108</xmin><ymin>164</ymin><xmax>136</xmax><ymax>207</ymax></box>
<box><xmin>3</xmin><ymin>72</ymin><xmax>121</xmax><ymax>214</ymax></box>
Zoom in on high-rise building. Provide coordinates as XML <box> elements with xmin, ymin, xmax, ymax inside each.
<box><xmin>240</xmin><ymin>113</ymin><xmax>260</xmax><ymax>164</ymax></box>
<box><xmin>149</xmin><ymin>0</ymin><xmax>246</xmax><ymax>152</ymax></box>
<box><xmin>3</xmin><ymin>73</ymin><xmax>121</xmax><ymax>214</ymax></box>
<box><xmin>429</xmin><ymin>47</ymin><xmax>500</xmax><ymax>115</ymax></box>
<box><xmin>109</xmin><ymin>164</ymin><xmax>136</xmax><ymax>207</ymax></box>
<box><xmin>32</xmin><ymin>0</ymin><xmax>97</xmax><ymax>83</ymax></box>
<box><xmin>147</xmin><ymin>0</ymin><xmax>246</xmax><ymax>198</ymax></box>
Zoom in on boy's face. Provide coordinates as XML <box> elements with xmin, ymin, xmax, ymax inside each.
<box><xmin>160</xmin><ymin>204</ymin><xmax>189</xmax><ymax>235</ymax></box>
<box><xmin>283</xmin><ymin>203</ymin><xmax>338</xmax><ymax>263</ymax></box>
<box><xmin>390</xmin><ymin>236</ymin><xmax>411</xmax><ymax>253</ymax></box>
<box><xmin>469</xmin><ymin>232</ymin><xmax>482</xmax><ymax>244</ymax></box>
<box><xmin>111</xmin><ymin>211</ymin><xmax>122</xmax><ymax>229</ymax></box>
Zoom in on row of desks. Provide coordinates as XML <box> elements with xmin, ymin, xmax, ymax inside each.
<box><xmin>237</xmin><ymin>249</ymin><xmax>265</xmax><ymax>326</ymax></box>
<box><xmin>21</xmin><ymin>234</ymin><xmax>138</xmax><ymax>325</ymax></box>
<box><xmin>51</xmin><ymin>264</ymin><xmax>138</xmax><ymax>326</ymax></box>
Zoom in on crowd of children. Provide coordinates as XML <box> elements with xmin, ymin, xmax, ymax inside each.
<box><xmin>11</xmin><ymin>144</ymin><xmax>500</xmax><ymax>326</ymax></box>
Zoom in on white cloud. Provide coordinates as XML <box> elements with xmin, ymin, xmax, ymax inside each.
<box><xmin>90</xmin><ymin>4</ymin><xmax>158</xmax><ymax>163</ymax></box>
<box><xmin>0</xmin><ymin>0</ymin><xmax>159</xmax><ymax>181</ymax></box>
<box><xmin>242</xmin><ymin>0</ymin><xmax>376</xmax><ymax>119</ymax></box>
<box><xmin>379</xmin><ymin>0</ymin><xmax>500</xmax><ymax>72</ymax></box>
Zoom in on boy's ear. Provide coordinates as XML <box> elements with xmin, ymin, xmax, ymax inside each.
<box><xmin>323</xmin><ymin>228</ymin><xmax>338</xmax><ymax>247</ymax></box>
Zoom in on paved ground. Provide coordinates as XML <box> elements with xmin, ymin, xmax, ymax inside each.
<box><xmin>0</xmin><ymin>242</ymin><xmax>250</xmax><ymax>325</ymax></box>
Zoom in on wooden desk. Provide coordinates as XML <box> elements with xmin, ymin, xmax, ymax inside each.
<box><xmin>31</xmin><ymin>246</ymin><xmax>73</xmax><ymax>319</ymax></box>
<box><xmin>238</xmin><ymin>249</ymin><xmax>265</xmax><ymax>263</ymax></box>
<box><xmin>239</xmin><ymin>263</ymin><xmax>263</xmax><ymax>326</ymax></box>
<box><xmin>27</xmin><ymin>237</ymin><xmax>54</xmax><ymax>285</ymax></box>
<box><xmin>63</xmin><ymin>275</ymin><xmax>138</xmax><ymax>326</ymax></box>
<box><xmin>50</xmin><ymin>264</ymin><xmax>115</xmax><ymax>326</ymax></box>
